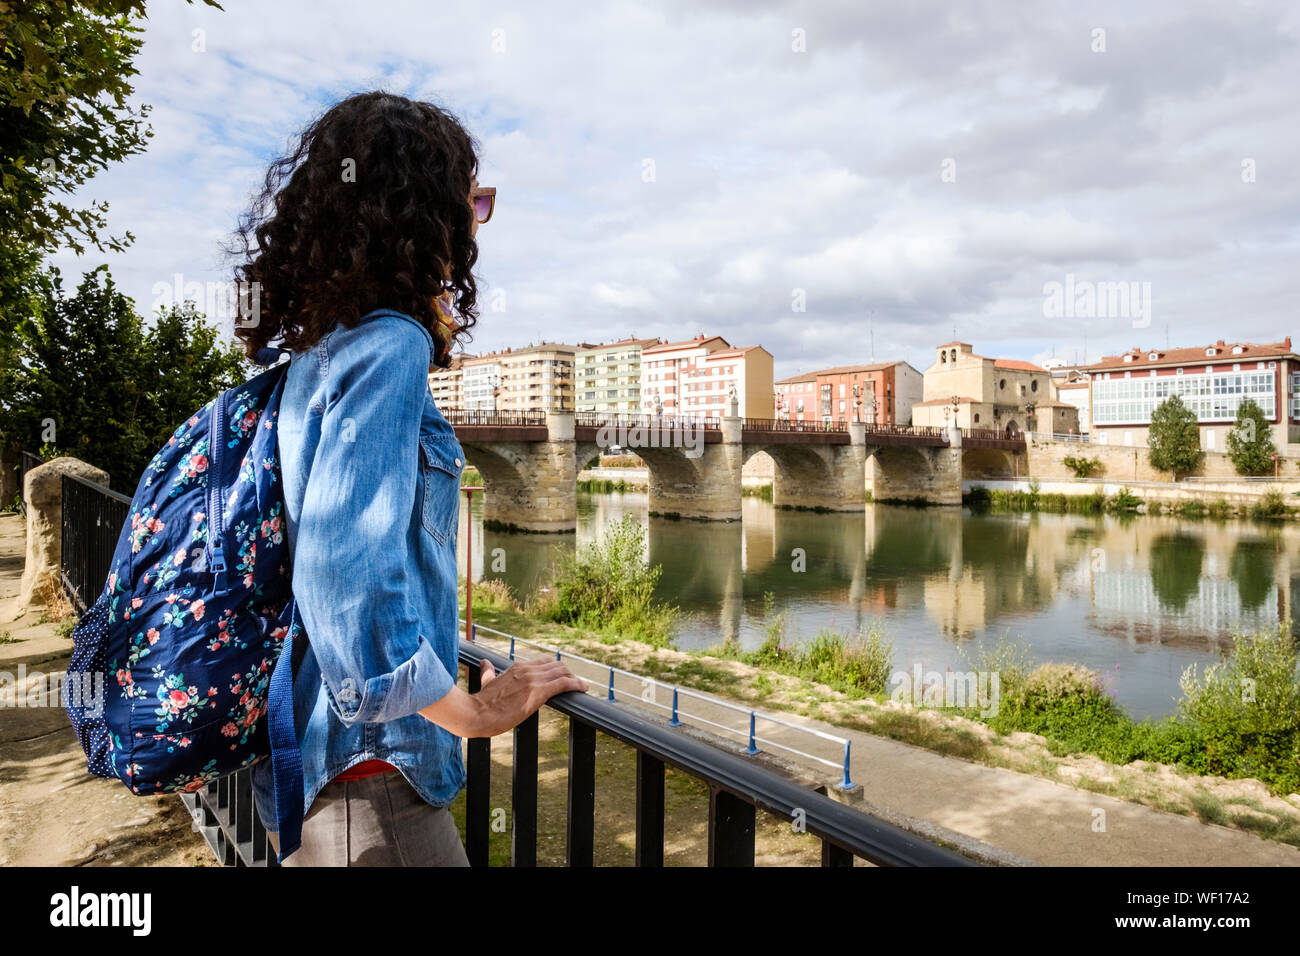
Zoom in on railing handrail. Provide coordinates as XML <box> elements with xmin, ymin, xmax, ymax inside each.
<box><xmin>63</xmin><ymin>472</ymin><xmax>132</xmax><ymax>504</ymax></box>
<box><xmin>464</xmin><ymin>620</ymin><xmax>851</xmax><ymax>772</ymax></box>
<box><xmin>459</xmin><ymin>638</ymin><xmax>978</xmax><ymax>867</ymax></box>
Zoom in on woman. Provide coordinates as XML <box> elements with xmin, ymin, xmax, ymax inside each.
<box><xmin>232</xmin><ymin>91</ymin><xmax>585</xmax><ymax>866</ymax></box>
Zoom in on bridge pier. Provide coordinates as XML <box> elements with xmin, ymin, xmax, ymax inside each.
<box><xmin>867</xmin><ymin>427</ymin><xmax>964</xmax><ymax>506</ymax></box>
<box><xmin>644</xmin><ymin>415</ymin><xmax>743</xmax><ymax>521</ymax></box>
<box><xmin>459</xmin><ymin>411</ymin><xmax>578</xmax><ymax>533</ymax></box>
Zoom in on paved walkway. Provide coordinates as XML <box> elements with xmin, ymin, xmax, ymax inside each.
<box><xmin>0</xmin><ymin>513</ymin><xmax>209</xmax><ymax>866</ymax></box>
<box><xmin>472</xmin><ymin>629</ymin><xmax>1300</xmax><ymax>866</ymax></box>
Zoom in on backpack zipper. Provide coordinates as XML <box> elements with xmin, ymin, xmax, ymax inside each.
<box><xmin>207</xmin><ymin>396</ymin><xmax>228</xmax><ymax>590</ymax></box>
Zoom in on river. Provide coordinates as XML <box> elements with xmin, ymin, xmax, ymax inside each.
<box><xmin>457</xmin><ymin>492</ymin><xmax>1298</xmax><ymax>719</ymax></box>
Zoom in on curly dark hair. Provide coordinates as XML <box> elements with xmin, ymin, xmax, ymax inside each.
<box><xmin>230</xmin><ymin>91</ymin><xmax>480</xmax><ymax>367</ymax></box>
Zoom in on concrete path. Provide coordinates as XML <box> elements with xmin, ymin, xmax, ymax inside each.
<box><xmin>475</xmin><ymin>630</ymin><xmax>1300</xmax><ymax>866</ymax></box>
<box><xmin>0</xmin><ymin>512</ymin><xmax>210</xmax><ymax>866</ymax></box>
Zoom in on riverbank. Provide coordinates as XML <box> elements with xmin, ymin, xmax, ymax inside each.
<box><xmin>967</xmin><ymin>478</ymin><xmax>1300</xmax><ymax>520</ymax></box>
<box><xmin>462</xmin><ymin>587</ymin><xmax>1300</xmax><ymax>860</ymax></box>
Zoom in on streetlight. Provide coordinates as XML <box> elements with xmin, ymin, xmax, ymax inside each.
<box><xmin>852</xmin><ymin>382</ymin><xmax>862</xmax><ymax>423</ymax></box>
<box><xmin>1024</xmin><ymin>401</ymin><xmax>1036</xmax><ymax>437</ymax></box>
<box><xmin>951</xmin><ymin>394</ymin><xmax>960</xmax><ymax>429</ymax></box>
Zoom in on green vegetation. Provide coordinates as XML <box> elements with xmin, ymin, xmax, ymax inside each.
<box><xmin>963</xmin><ymin>484</ymin><xmax>1128</xmax><ymax>515</ymax></box>
<box><xmin>1147</xmin><ymin>395</ymin><xmax>1205</xmax><ymax>479</ymax></box>
<box><xmin>1</xmin><ymin>0</ymin><xmax>225</xmax><ymax>467</ymax></box>
<box><xmin>534</xmin><ymin>515</ymin><xmax>677</xmax><ymax>647</ymax></box>
<box><xmin>0</xmin><ymin>630</ymin><xmax>18</xmax><ymax>645</ymax></box>
<box><xmin>459</xmin><ymin>466</ymin><xmax>482</xmax><ymax>486</ymax></box>
<box><xmin>1226</xmin><ymin>397</ymin><xmax>1278</xmax><ymax>476</ymax></box>
<box><xmin>742</xmin><ymin>483</ymin><xmax>773</xmax><ymax>501</ymax></box>
<box><xmin>4</xmin><ymin>267</ymin><xmax>247</xmax><ymax>483</ymax></box>
<box><xmin>711</xmin><ymin>594</ymin><xmax>893</xmax><ymax>697</ymax></box>
<box><xmin>973</xmin><ymin>626</ymin><xmax>1300</xmax><ymax>797</ymax></box>
<box><xmin>1063</xmin><ymin>455</ymin><xmax>1103</xmax><ymax>478</ymax></box>
<box><xmin>597</xmin><ymin>454</ymin><xmax>645</xmax><ymax>468</ymax></box>
<box><xmin>1249</xmin><ymin>489</ymin><xmax>1291</xmax><ymax>520</ymax></box>
<box><xmin>577</xmin><ymin>477</ymin><xmax>639</xmax><ymax>493</ymax></box>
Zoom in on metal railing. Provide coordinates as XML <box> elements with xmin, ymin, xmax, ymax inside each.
<box><xmin>464</xmin><ymin>621</ymin><xmax>854</xmax><ymax>784</ymax></box>
<box><xmin>745</xmin><ymin>418</ymin><xmax>849</xmax><ymax>433</ymax></box>
<box><xmin>867</xmin><ymin>423</ymin><xmax>949</xmax><ymax>440</ymax></box>
<box><xmin>575</xmin><ymin>412</ymin><xmax>722</xmax><ymax>431</ymax></box>
<box><xmin>17</xmin><ymin>450</ymin><xmax>41</xmax><ymax>514</ymax></box>
<box><xmin>443</xmin><ymin>409</ymin><xmax>547</xmax><ymax>427</ymax></box>
<box><xmin>458</xmin><ymin>634</ymin><xmax>975</xmax><ymax>867</ymax></box>
<box><xmin>458</xmin><ymin>621</ymin><xmax>975</xmax><ymax>867</ymax></box>
<box><xmin>60</xmin><ymin>474</ymin><xmax>130</xmax><ymax>614</ymax></box>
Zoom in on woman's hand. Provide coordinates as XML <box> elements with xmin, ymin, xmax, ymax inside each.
<box><xmin>418</xmin><ymin>658</ymin><xmax>587</xmax><ymax>738</ymax></box>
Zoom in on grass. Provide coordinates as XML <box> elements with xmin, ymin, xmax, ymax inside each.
<box><xmin>459</xmin><ymin>466</ymin><xmax>483</xmax><ymax>486</ymax></box>
<box><xmin>0</xmin><ymin>630</ymin><xmax>19</xmax><ymax>645</ymax></box>
<box><xmin>531</xmin><ymin>515</ymin><xmax>678</xmax><ymax>648</ymax></box>
<box><xmin>576</xmin><ymin>478</ymin><xmax>640</xmax><ymax>493</ymax></box>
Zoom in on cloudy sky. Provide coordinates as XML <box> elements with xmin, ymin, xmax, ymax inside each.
<box><xmin>48</xmin><ymin>0</ymin><xmax>1300</xmax><ymax>380</ymax></box>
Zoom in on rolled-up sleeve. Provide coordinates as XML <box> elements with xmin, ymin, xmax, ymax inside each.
<box><xmin>293</xmin><ymin>317</ymin><xmax>455</xmax><ymax>726</ymax></box>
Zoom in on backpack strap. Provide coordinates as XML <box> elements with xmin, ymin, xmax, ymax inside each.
<box><xmin>268</xmin><ymin>599</ymin><xmax>305</xmax><ymax>861</ymax></box>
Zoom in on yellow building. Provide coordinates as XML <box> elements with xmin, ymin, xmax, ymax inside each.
<box><xmin>915</xmin><ymin>341</ymin><xmax>1079</xmax><ymax>436</ymax></box>
<box><xmin>427</xmin><ymin>355</ymin><xmax>465</xmax><ymax>413</ymax></box>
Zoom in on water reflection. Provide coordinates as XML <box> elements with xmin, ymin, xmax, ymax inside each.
<box><xmin>457</xmin><ymin>493</ymin><xmax>1296</xmax><ymax>718</ymax></box>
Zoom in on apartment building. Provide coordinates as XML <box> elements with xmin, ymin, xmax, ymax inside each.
<box><xmin>462</xmin><ymin>359</ymin><xmax>501</xmax><ymax>410</ymax></box>
<box><xmin>914</xmin><ymin>341</ymin><xmax>1080</xmax><ymax>435</ymax></box>
<box><xmin>641</xmin><ymin>334</ymin><xmax>774</xmax><ymax>419</ymax></box>
<box><xmin>1082</xmin><ymin>338</ymin><xmax>1300</xmax><ymax>450</ymax></box>
<box><xmin>427</xmin><ymin>354</ymin><xmax>465</xmax><ymax>413</ymax></box>
<box><xmin>775</xmin><ymin>361</ymin><xmax>923</xmax><ymax>426</ymax></box>
<box><xmin>464</xmin><ymin>342</ymin><xmax>581</xmax><ymax>413</ymax></box>
<box><xmin>575</xmin><ymin>337</ymin><xmax>661</xmax><ymax>415</ymax></box>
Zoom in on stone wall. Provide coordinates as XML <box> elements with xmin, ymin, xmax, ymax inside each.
<box><xmin>1023</xmin><ymin>438</ymin><xmax>1287</xmax><ymax>482</ymax></box>
<box><xmin>20</xmin><ymin>457</ymin><xmax>110</xmax><ymax>609</ymax></box>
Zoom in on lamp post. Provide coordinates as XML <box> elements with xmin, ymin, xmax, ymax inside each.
<box><xmin>852</xmin><ymin>383</ymin><xmax>862</xmax><ymax>423</ymax></box>
<box><xmin>950</xmin><ymin>394</ymin><xmax>960</xmax><ymax>430</ymax></box>
<box><xmin>1025</xmin><ymin>401</ymin><xmax>1037</xmax><ymax>437</ymax></box>
<box><xmin>871</xmin><ymin>396</ymin><xmax>880</xmax><ymax>426</ymax></box>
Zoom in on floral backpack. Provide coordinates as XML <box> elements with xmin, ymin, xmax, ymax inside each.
<box><xmin>64</xmin><ymin>352</ymin><xmax>306</xmax><ymax>860</ymax></box>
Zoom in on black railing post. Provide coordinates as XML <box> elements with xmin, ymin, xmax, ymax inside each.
<box><xmin>465</xmin><ymin>663</ymin><xmax>491</xmax><ymax>867</ymax></box>
<box><xmin>822</xmin><ymin>839</ymin><xmax>854</xmax><ymax>867</ymax></box>
<box><xmin>635</xmin><ymin>751</ymin><xmax>665</xmax><ymax>867</ymax></box>
<box><xmin>511</xmin><ymin>712</ymin><xmax>539</xmax><ymax>867</ymax></box>
<box><xmin>707</xmin><ymin>787</ymin><xmax>755</xmax><ymax>867</ymax></box>
<box><xmin>565</xmin><ymin>717</ymin><xmax>596</xmax><ymax>866</ymax></box>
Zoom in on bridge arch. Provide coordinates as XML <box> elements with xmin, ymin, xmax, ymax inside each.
<box><xmin>743</xmin><ymin>443</ymin><xmax>864</xmax><ymax>511</ymax></box>
<box><xmin>962</xmin><ymin>447</ymin><xmax>1018</xmax><ymax>480</ymax></box>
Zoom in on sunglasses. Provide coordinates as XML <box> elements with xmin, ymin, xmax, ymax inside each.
<box><xmin>472</xmin><ymin>186</ymin><xmax>497</xmax><ymax>224</ymax></box>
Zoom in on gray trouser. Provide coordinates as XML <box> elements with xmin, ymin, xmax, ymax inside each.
<box><xmin>268</xmin><ymin>773</ymin><xmax>469</xmax><ymax>867</ymax></box>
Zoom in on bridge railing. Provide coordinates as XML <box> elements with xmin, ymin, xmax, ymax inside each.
<box><xmin>443</xmin><ymin>409</ymin><xmax>547</xmax><ymax>427</ymax></box>
<box><xmin>864</xmin><ymin>423</ymin><xmax>950</xmax><ymax>440</ymax></box>
<box><xmin>959</xmin><ymin>427</ymin><xmax>1025</xmax><ymax>442</ymax></box>
<box><xmin>743</xmin><ymin>418</ymin><xmax>848</xmax><ymax>432</ymax></box>
<box><xmin>575</xmin><ymin>412</ymin><xmax>721</xmax><ymax>431</ymax></box>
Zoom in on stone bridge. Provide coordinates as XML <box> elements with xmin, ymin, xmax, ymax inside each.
<box><xmin>448</xmin><ymin>411</ymin><xmax>1025</xmax><ymax>532</ymax></box>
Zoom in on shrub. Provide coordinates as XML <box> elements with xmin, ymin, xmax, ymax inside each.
<box><xmin>1107</xmin><ymin>487</ymin><xmax>1141</xmax><ymax>513</ymax></box>
<box><xmin>1063</xmin><ymin>455</ymin><xmax>1103</xmax><ymax>478</ymax></box>
<box><xmin>1176</xmin><ymin>625</ymin><xmax>1300</xmax><ymax>794</ymax></box>
<box><xmin>543</xmin><ymin>515</ymin><xmax>677</xmax><ymax>647</ymax></box>
<box><xmin>1250</xmin><ymin>489</ymin><xmax>1289</xmax><ymax>520</ymax></box>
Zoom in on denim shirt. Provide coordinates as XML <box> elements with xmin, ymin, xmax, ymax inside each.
<box><xmin>251</xmin><ymin>309</ymin><xmax>466</xmax><ymax>831</ymax></box>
